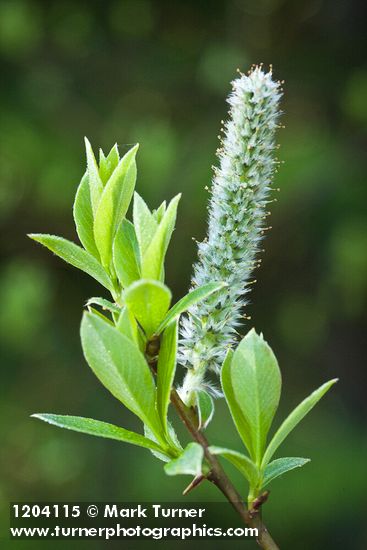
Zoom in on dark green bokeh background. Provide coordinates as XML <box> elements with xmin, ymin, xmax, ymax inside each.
<box><xmin>1</xmin><ymin>0</ymin><xmax>366</xmax><ymax>548</ymax></box>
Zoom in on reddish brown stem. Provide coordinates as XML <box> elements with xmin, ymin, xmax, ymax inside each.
<box><xmin>170</xmin><ymin>388</ymin><xmax>279</xmax><ymax>550</ymax></box>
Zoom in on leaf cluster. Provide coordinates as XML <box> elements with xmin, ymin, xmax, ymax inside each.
<box><xmin>30</xmin><ymin>140</ymin><xmax>224</xmax><ymax>463</ymax></box>
<box><xmin>30</xmin><ymin>139</ymin><xmax>337</xmax><ymax>504</ymax></box>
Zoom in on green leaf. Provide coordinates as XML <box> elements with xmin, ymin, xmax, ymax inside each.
<box><xmin>113</xmin><ymin>219</ymin><xmax>141</xmax><ymax>288</ymax></box>
<box><xmin>153</xmin><ymin>201</ymin><xmax>166</xmax><ymax>223</ymax></box>
<box><xmin>73</xmin><ymin>173</ymin><xmax>99</xmax><ymax>258</ymax></box>
<box><xmin>141</xmin><ymin>194</ymin><xmax>181</xmax><ymax>280</ymax></box>
<box><xmin>262</xmin><ymin>379</ymin><xmax>338</xmax><ymax>467</ymax></box>
<box><xmin>133</xmin><ymin>193</ymin><xmax>158</xmax><ymax>255</ymax></box>
<box><xmin>116</xmin><ymin>306</ymin><xmax>140</xmax><ymax>346</ymax></box>
<box><xmin>262</xmin><ymin>457</ymin><xmax>310</xmax><ymax>488</ymax></box>
<box><xmin>156</xmin><ymin>282</ymin><xmax>226</xmax><ymax>334</ymax></box>
<box><xmin>32</xmin><ymin>414</ymin><xmax>167</xmax><ymax>455</ymax></box>
<box><xmin>99</xmin><ymin>144</ymin><xmax>119</xmax><ymax>185</ymax></box>
<box><xmin>87</xmin><ymin>307</ymin><xmax>114</xmax><ymax>326</ymax></box>
<box><xmin>80</xmin><ymin>312</ymin><xmax>163</xmax><ymax>439</ymax></box>
<box><xmin>94</xmin><ymin>144</ymin><xmax>138</xmax><ymax>268</ymax></box>
<box><xmin>86</xmin><ymin>297</ymin><xmax>121</xmax><ymax>315</ymax></box>
<box><xmin>84</xmin><ymin>137</ymin><xmax>103</xmax><ymax>215</ymax></box>
<box><xmin>164</xmin><ymin>443</ymin><xmax>204</xmax><ymax>477</ymax></box>
<box><xmin>144</xmin><ymin>423</ymin><xmax>182</xmax><ymax>463</ymax></box>
<box><xmin>209</xmin><ymin>446</ymin><xmax>259</xmax><ymax>487</ymax></box>
<box><xmin>229</xmin><ymin>329</ymin><xmax>281</xmax><ymax>463</ymax></box>
<box><xmin>29</xmin><ymin>234</ymin><xmax>113</xmax><ymax>291</ymax></box>
<box><xmin>157</xmin><ymin>319</ymin><xmax>178</xmax><ymax>435</ymax></box>
<box><xmin>124</xmin><ymin>279</ymin><xmax>172</xmax><ymax>337</ymax></box>
<box><xmin>221</xmin><ymin>349</ymin><xmax>254</xmax><ymax>458</ymax></box>
<box><xmin>196</xmin><ymin>390</ymin><xmax>214</xmax><ymax>430</ymax></box>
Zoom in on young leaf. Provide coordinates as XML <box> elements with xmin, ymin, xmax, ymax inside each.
<box><xmin>73</xmin><ymin>173</ymin><xmax>99</xmax><ymax>259</ymax></box>
<box><xmin>99</xmin><ymin>144</ymin><xmax>119</xmax><ymax>185</ymax></box>
<box><xmin>196</xmin><ymin>390</ymin><xmax>214</xmax><ymax>430</ymax></box>
<box><xmin>133</xmin><ymin>193</ymin><xmax>158</xmax><ymax>255</ymax></box>
<box><xmin>208</xmin><ymin>446</ymin><xmax>259</xmax><ymax>487</ymax></box>
<box><xmin>156</xmin><ymin>281</ymin><xmax>227</xmax><ymax>334</ymax></box>
<box><xmin>80</xmin><ymin>312</ymin><xmax>163</xmax><ymax>438</ymax></box>
<box><xmin>164</xmin><ymin>443</ymin><xmax>204</xmax><ymax>477</ymax></box>
<box><xmin>156</xmin><ymin>319</ymin><xmax>178</xmax><ymax>435</ymax></box>
<box><xmin>116</xmin><ymin>306</ymin><xmax>140</xmax><ymax>345</ymax></box>
<box><xmin>86</xmin><ymin>297</ymin><xmax>120</xmax><ymax>314</ymax></box>
<box><xmin>262</xmin><ymin>457</ymin><xmax>310</xmax><ymax>488</ymax></box>
<box><xmin>261</xmin><ymin>378</ymin><xmax>338</xmax><ymax>467</ymax></box>
<box><xmin>230</xmin><ymin>329</ymin><xmax>281</xmax><ymax>463</ymax></box>
<box><xmin>141</xmin><ymin>194</ymin><xmax>181</xmax><ymax>280</ymax></box>
<box><xmin>29</xmin><ymin>234</ymin><xmax>113</xmax><ymax>291</ymax></box>
<box><xmin>153</xmin><ymin>201</ymin><xmax>166</xmax><ymax>223</ymax></box>
<box><xmin>94</xmin><ymin>144</ymin><xmax>139</xmax><ymax>268</ymax></box>
<box><xmin>32</xmin><ymin>414</ymin><xmax>167</xmax><ymax>455</ymax></box>
<box><xmin>84</xmin><ymin>137</ymin><xmax>104</xmax><ymax>215</ymax></box>
<box><xmin>124</xmin><ymin>279</ymin><xmax>172</xmax><ymax>337</ymax></box>
<box><xmin>221</xmin><ymin>349</ymin><xmax>254</xmax><ymax>458</ymax></box>
<box><xmin>113</xmin><ymin>219</ymin><xmax>141</xmax><ymax>288</ymax></box>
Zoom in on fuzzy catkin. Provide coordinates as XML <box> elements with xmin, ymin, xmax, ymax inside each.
<box><xmin>179</xmin><ymin>67</ymin><xmax>282</xmax><ymax>405</ymax></box>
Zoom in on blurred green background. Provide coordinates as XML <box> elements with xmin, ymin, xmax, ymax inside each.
<box><xmin>1</xmin><ymin>0</ymin><xmax>366</xmax><ymax>548</ymax></box>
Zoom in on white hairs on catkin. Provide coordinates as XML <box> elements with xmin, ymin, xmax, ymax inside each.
<box><xmin>179</xmin><ymin>66</ymin><xmax>282</xmax><ymax>406</ymax></box>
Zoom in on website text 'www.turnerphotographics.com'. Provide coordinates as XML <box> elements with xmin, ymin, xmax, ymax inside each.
<box><xmin>9</xmin><ymin>503</ymin><xmax>258</xmax><ymax>541</ymax></box>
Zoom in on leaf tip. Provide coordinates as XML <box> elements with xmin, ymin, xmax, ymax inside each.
<box><xmin>27</xmin><ymin>233</ymin><xmax>48</xmax><ymax>245</ymax></box>
<box><xmin>84</xmin><ymin>138</ymin><xmax>98</xmax><ymax>167</ymax></box>
<box><xmin>126</xmin><ymin>143</ymin><xmax>139</xmax><ymax>159</ymax></box>
<box><xmin>31</xmin><ymin>413</ymin><xmax>46</xmax><ymax>421</ymax></box>
<box><xmin>82</xmin><ymin>309</ymin><xmax>92</xmax><ymax>322</ymax></box>
<box><xmin>322</xmin><ymin>377</ymin><xmax>339</xmax><ymax>393</ymax></box>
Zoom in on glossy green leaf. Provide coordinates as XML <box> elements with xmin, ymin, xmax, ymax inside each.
<box><xmin>94</xmin><ymin>144</ymin><xmax>138</xmax><ymax>268</ymax></box>
<box><xmin>141</xmin><ymin>194</ymin><xmax>181</xmax><ymax>280</ymax></box>
<box><xmin>221</xmin><ymin>349</ymin><xmax>254</xmax><ymax>457</ymax></box>
<box><xmin>84</xmin><ymin>137</ymin><xmax>103</xmax><ymax>215</ymax></box>
<box><xmin>196</xmin><ymin>390</ymin><xmax>215</xmax><ymax>430</ymax></box>
<box><xmin>157</xmin><ymin>319</ymin><xmax>178</xmax><ymax>435</ymax></box>
<box><xmin>73</xmin><ymin>172</ymin><xmax>99</xmax><ymax>258</ymax></box>
<box><xmin>209</xmin><ymin>446</ymin><xmax>259</xmax><ymax>487</ymax></box>
<box><xmin>32</xmin><ymin>414</ymin><xmax>166</xmax><ymax>455</ymax></box>
<box><xmin>80</xmin><ymin>312</ymin><xmax>163</xmax><ymax>438</ymax></box>
<box><xmin>156</xmin><ymin>281</ymin><xmax>226</xmax><ymax>334</ymax></box>
<box><xmin>133</xmin><ymin>193</ymin><xmax>158</xmax><ymax>255</ymax></box>
<box><xmin>86</xmin><ymin>297</ymin><xmax>120</xmax><ymax>314</ymax></box>
<box><xmin>262</xmin><ymin>457</ymin><xmax>310</xmax><ymax>488</ymax></box>
<box><xmin>124</xmin><ymin>279</ymin><xmax>172</xmax><ymax>337</ymax></box>
<box><xmin>113</xmin><ymin>219</ymin><xmax>141</xmax><ymax>288</ymax></box>
<box><xmin>164</xmin><ymin>443</ymin><xmax>204</xmax><ymax>477</ymax></box>
<box><xmin>29</xmin><ymin>234</ymin><xmax>112</xmax><ymax>291</ymax></box>
<box><xmin>262</xmin><ymin>379</ymin><xmax>338</xmax><ymax>467</ymax></box>
<box><xmin>230</xmin><ymin>329</ymin><xmax>281</xmax><ymax>463</ymax></box>
<box><xmin>99</xmin><ymin>144</ymin><xmax>119</xmax><ymax>185</ymax></box>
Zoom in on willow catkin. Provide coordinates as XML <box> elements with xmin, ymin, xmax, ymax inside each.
<box><xmin>179</xmin><ymin>67</ymin><xmax>282</xmax><ymax>405</ymax></box>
